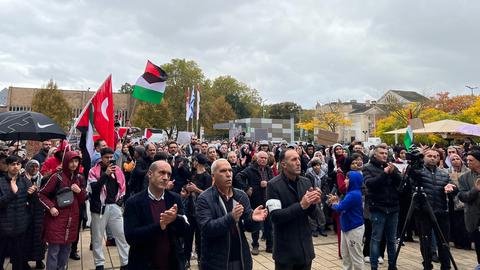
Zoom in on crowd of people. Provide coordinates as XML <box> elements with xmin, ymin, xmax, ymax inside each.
<box><xmin>0</xmin><ymin>134</ymin><xmax>480</xmax><ymax>270</ymax></box>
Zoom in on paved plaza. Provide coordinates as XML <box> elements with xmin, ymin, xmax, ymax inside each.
<box><xmin>3</xmin><ymin>229</ymin><xmax>478</xmax><ymax>270</ymax></box>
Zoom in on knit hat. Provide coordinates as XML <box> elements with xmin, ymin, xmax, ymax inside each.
<box><xmin>468</xmin><ymin>150</ymin><xmax>480</xmax><ymax>162</ymax></box>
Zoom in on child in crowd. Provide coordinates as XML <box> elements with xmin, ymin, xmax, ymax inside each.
<box><xmin>329</xmin><ymin>171</ymin><xmax>365</xmax><ymax>270</ymax></box>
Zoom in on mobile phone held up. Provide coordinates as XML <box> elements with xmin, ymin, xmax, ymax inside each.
<box><xmin>109</xmin><ymin>160</ymin><xmax>116</xmax><ymax>166</ymax></box>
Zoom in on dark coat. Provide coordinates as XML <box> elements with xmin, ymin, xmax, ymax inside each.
<box><xmin>414</xmin><ymin>166</ymin><xmax>456</xmax><ymax>213</ymax></box>
<box><xmin>266</xmin><ymin>173</ymin><xmax>318</xmax><ymax>264</ymax></box>
<box><xmin>38</xmin><ymin>151</ymin><xmax>87</xmax><ymax>244</ymax></box>
<box><xmin>23</xmin><ymin>174</ymin><xmax>46</xmax><ymax>261</ymax></box>
<box><xmin>0</xmin><ymin>174</ymin><xmax>32</xmax><ymax>236</ymax></box>
<box><xmin>458</xmin><ymin>170</ymin><xmax>480</xmax><ymax>232</ymax></box>
<box><xmin>130</xmin><ymin>157</ymin><xmax>152</xmax><ymax>194</ymax></box>
<box><xmin>196</xmin><ymin>186</ymin><xmax>260</xmax><ymax>270</ymax></box>
<box><xmin>32</xmin><ymin>149</ymin><xmax>48</xmax><ymax>166</ymax></box>
<box><xmin>364</xmin><ymin>156</ymin><xmax>402</xmax><ymax>214</ymax></box>
<box><xmin>124</xmin><ymin>189</ymin><xmax>187</xmax><ymax>270</ymax></box>
<box><xmin>235</xmin><ymin>163</ymin><xmax>273</xmax><ymax>207</ymax></box>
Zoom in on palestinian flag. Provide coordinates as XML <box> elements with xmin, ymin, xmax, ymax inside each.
<box><xmin>404</xmin><ymin>109</ymin><xmax>413</xmax><ymax>150</ymax></box>
<box><xmin>133</xmin><ymin>60</ymin><xmax>168</xmax><ymax>104</ymax></box>
<box><xmin>144</xmin><ymin>128</ymin><xmax>163</xmax><ymax>140</ymax></box>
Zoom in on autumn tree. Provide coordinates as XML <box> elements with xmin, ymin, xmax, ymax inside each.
<box><xmin>209</xmin><ymin>76</ymin><xmax>262</xmax><ymax>118</ymax></box>
<box><xmin>131</xmin><ymin>100</ymin><xmax>173</xmax><ymax>137</ymax></box>
<box><xmin>268</xmin><ymin>102</ymin><xmax>302</xmax><ymax>119</ymax></box>
<box><xmin>430</xmin><ymin>92</ymin><xmax>475</xmax><ymax>114</ymax></box>
<box><xmin>31</xmin><ymin>79</ymin><xmax>72</xmax><ymax>130</ymax></box>
<box><xmin>458</xmin><ymin>96</ymin><xmax>480</xmax><ymax>123</ymax></box>
<box><xmin>202</xmin><ymin>96</ymin><xmax>236</xmax><ymax>137</ymax></box>
<box><xmin>158</xmin><ymin>59</ymin><xmax>205</xmax><ymax>138</ymax></box>
<box><xmin>118</xmin><ymin>82</ymin><xmax>134</xmax><ymax>94</ymax></box>
<box><xmin>314</xmin><ymin>102</ymin><xmax>352</xmax><ymax>133</ymax></box>
<box><xmin>376</xmin><ymin>105</ymin><xmax>451</xmax><ymax>145</ymax></box>
<box><xmin>381</xmin><ymin>94</ymin><xmax>427</xmax><ymax>124</ymax></box>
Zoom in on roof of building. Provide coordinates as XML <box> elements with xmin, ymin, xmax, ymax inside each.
<box><xmin>389</xmin><ymin>90</ymin><xmax>429</xmax><ymax>102</ymax></box>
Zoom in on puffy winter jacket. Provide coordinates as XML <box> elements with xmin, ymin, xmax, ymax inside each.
<box><xmin>364</xmin><ymin>156</ymin><xmax>402</xmax><ymax>214</ymax></box>
<box><xmin>412</xmin><ymin>166</ymin><xmax>456</xmax><ymax>213</ymax></box>
<box><xmin>0</xmin><ymin>175</ymin><xmax>32</xmax><ymax>236</ymax></box>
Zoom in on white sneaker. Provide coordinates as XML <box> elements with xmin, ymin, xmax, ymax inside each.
<box><xmin>364</xmin><ymin>256</ymin><xmax>370</xmax><ymax>263</ymax></box>
<box><xmin>378</xmin><ymin>257</ymin><xmax>384</xmax><ymax>264</ymax></box>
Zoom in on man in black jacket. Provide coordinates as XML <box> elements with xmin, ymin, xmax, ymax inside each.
<box><xmin>235</xmin><ymin>151</ymin><xmax>274</xmax><ymax>254</ymax></box>
<box><xmin>32</xmin><ymin>140</ymin><xmax>51</xmax><ymax>166</ymax></box>
<box><xmin>411</xmin><ymin>149</ymin><xmax>457</xmax><ymax>270</ymax></box>
<box><xmin>266</xmin><ymin>149</ymin><xmax>321</xmax><ymax>270</ymax></box>
<box><xmin>124</xmin><ymin>160</ymin><xmax>188</xmax><ymax>270</ymax></box>
<box><xmin>196</xmin><ymin>159</ymin><xmax>267</xmax><ymax>270</ymax></box>
<box><xmin>364</xmin><ymin>145</ymin><xmax>402</xmax><ymax>270</ymax></box>
<box><xmin>0</xmin><ymin>155</ymin><xmax>35</xmax><ymax>270</ymax></box>
<box><xmin>130</xmin><ymin>144</ymin><xmax>155</xmax><ymax>195</ymax></box>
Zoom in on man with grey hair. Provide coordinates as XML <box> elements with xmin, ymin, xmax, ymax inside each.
<box><xmin>235</xmin><ymin>151</ymin><xmax>274</xmax><ymax>254</ymax></box>
<box><xmin>196</xmin><ymin>159</ymin><xmax>268</xmax><ymax>270</ymax></box>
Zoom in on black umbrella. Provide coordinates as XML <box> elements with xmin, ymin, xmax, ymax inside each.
<box><xmin>0</xmin><ymin>111</ymin><xmax>66</xmax><ymax>141</ymax></box>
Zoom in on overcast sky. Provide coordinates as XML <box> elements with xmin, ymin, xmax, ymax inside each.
<box><xmin>1</xmin><ymin>0</ymin><xmax>480</xmax><ymax>108</ymax></box>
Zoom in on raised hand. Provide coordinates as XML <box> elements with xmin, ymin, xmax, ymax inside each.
<box><xmin>252</xmin><ymin>205</ymin><xmax>267</xmax><ymax>222</ymax></box>
<box><xmin>160</xmin><ymin>204</ymin><xmax>178</xmax><ymax>230</ymax></box>
<box><xmin>10</xmin><ymin>177</ymin><xmax>18</xmax><ymax>194</ymax></box>
<box><xmin>27</xmin><ymin>185</ymin><xmax>37</xmax><ymax>195</ymax></box>
<box><xmin>50</xmin><ymin>207</ymin><xmax>59</xmax><ymax>217</ymax></box>
<box><xmin>71</xmin><ymin>184</ymin><xmax>81</xmax><ymax>194</ymax></box>
<box><xmin>232</xmin><ymin>203</ymin><xmax>244</xmax><ymax>222</ymax></box>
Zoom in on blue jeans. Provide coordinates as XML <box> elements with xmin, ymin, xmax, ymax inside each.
<box><xmin>370</xmin><ymin>210</ymin><xmax>398</xmax><ymax>269</ymax></box>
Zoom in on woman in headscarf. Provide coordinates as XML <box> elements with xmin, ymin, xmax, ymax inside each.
<box><xmin>22</xmin><ymin>159</ymin><xmax>46</xmax><ymax>269</ymax></box>
<box><xmin>447</xmin><ymin>153</ymin><xmax>471</xmax><ymax>250</ymax></box>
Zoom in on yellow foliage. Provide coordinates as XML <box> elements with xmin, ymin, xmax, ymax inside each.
<box><xmin>459</xmin><ymin>97</ymin><xmax>480</xmax><ymax>124</ymax></box>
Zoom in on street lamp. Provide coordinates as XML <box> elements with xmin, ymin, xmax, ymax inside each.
<box><xmin>466</xmin><ymin>85</ymin><xmax>478</xmax><ymax>96</ymax></box>
<box><xmin>362</xmin><ymin>130</ymin><xmax>368</xmax><ymax>141</ymax></box>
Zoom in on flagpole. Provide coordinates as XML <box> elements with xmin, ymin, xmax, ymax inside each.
<box><xmin>196</xmin><ymin>84</ymin><xmax>200</xmax><ymax>137</ymax></box>
<box><xmin>67</xmin><ymin>90</ymin><xmax>97</xmax><ymax>143</ymax></box>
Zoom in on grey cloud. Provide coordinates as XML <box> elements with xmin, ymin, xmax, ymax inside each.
<box><xmin>1</xmin><ymin>0</ymin><xmax>480</xmax><ymax>108</ymax></box>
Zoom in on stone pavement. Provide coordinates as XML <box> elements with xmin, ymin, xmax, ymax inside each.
<box><xmin>4</xmin><ymin>230</ymin><xmax>478</xmax><ymax>269</ymax></box>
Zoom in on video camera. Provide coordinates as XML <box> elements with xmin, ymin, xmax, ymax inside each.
<box><xmin>405</xmin><ymin>148</ymin><xmax>424</xmax><ymax>170</ymax></box>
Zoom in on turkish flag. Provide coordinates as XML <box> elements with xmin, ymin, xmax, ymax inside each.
<box><xmin>92</xmin><ymin>75</ymin><xmax>115</xmax><ymax>147</ymax></box>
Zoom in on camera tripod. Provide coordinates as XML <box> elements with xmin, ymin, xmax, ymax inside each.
<box><xmin>395</xmin><ymin>185</ymin><xmax>458</xmax><ymax>270</ymax></box>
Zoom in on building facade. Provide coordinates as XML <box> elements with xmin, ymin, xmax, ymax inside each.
<box><xmin>214</xmin><ymin>118</ymin><xmax>294</xmax><ymax>142</ymax></box>
<box><xmin>4</xmin><ymin>86</ymin><xmax>133</xmax><ymax>122</ymax></box>
<box><xmin>315</xmin><ymin>90</ymin><xmax>429</xmax><ymax>143</ymax></box>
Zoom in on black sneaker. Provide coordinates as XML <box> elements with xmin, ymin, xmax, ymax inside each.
<box><xmin>95</xmin><ymin>266</ymin><xmax>104</xmax><ymax>270</ymax></box>
<box><xmin>120</xmin><ymin>265</ymin><xmax>128</xmax><ymax>270</ymax></box>
<box><xmin>251</xmin><ymin>246</ymin><xmax>260</xmax><ymax>255</ymax></box>
<box><xmin>69</xmin><ymin>251</ymin><xmax>80</xmax><ymax>260</ymax></box>
<box><xmin>432</xmin><ymin>254</ymin><xmax>440</xmax><ymax>263</ymax></box>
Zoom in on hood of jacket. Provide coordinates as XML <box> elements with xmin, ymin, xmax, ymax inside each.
<box><xmin>347</xmin><ymin>171</ymin><xmax>363</xmax><ymax>192</ymax></box>
<box><xmin>62</xmin><ymin>151</ymin><xmax>81</xmax><ymax>177</ymax></box>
